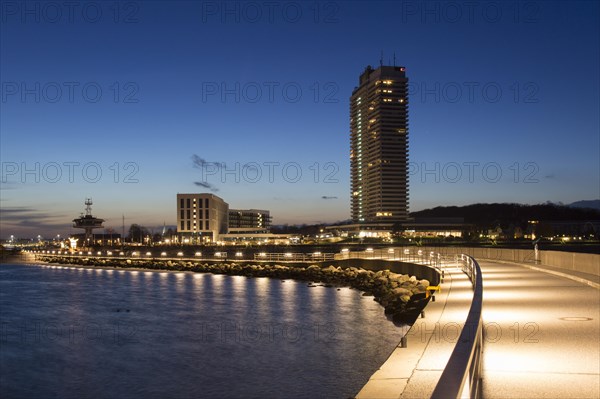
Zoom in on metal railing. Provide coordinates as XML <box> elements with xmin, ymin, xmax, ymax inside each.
<box><xmin>253</xmin><ymin>252</ymin><xmax>335</xmax><ymax>262</ymax></box>
<box><xmin>335</xmin><ymin>247</ymin><xmax>442</xmax><ymax>270</ymax></box>
<box><xmin>431</xmin><ymin>255</ymin><xmax>483</xmax><ymax>399</ymax></box>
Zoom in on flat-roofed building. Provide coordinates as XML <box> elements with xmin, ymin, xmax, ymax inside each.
<box><xmin>176</xmin><ymin>193</ymin><xmax>228</xmax><ymax>243</ymax></box>
<box><xmin>351</xmin><ymin>65</ymin><xmax>410</xmax><ymax>224</ymax></box>
<box><xmin>228</xmin><ymin>209</ymin><xmax>272</xmax><ymax>229</ymax></box>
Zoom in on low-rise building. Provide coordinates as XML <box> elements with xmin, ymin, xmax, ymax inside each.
<box><xmin>229</xmin><ymin>209</ymin><xmax>271</xmax><ymax>229</ymax></box>
<box><xmin>176</xmin><ymin>194</ymin><xmax>283</xmax><ymax>244</ymax></box>
<box><xmin>176</xmin><ymin>193</ymin><xmax>229</xmax><ymax>243</ymax></box>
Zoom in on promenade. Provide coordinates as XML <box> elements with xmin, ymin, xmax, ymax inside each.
<box><xmin>480</xmin><ymin>260</ymin><xmax>599</xmax><ymax>398</ymax></box>
<box><xmin>357</xmin><ymin>260</ymin><xmax>474</xmax><ymax>398</ymax></box>
<box><xmin>357</xmin><ymin>254</ymin><xmax>599</xmax><ymax>398</ymax></box>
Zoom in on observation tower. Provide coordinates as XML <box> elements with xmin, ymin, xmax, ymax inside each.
<box><xmin>72</xmin><ymin>199</ymin><xmax>104</xmax><ymax>244</ymax></box>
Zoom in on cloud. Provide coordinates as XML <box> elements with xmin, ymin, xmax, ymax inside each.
<box><xmin>192</xmin><ymin>154</ymin><xmax>225</xmax><ymax>169</ymax></box>
<box><xmin>194</xmin><ymin>181</ymin><xmax>219</xmax><ymax>192</ymax></box>
<box><xmin>0</xmin><ymin>206</ymin><xmax>71</xmax><ymax>234</ymax></box>
<box><xmin>0</xmin><ymin>207</ymin><xmax>63</xmax><ymax>221</ymax></box>
<box><xmin>0</xmin><ymin>181</ymin><xmax>18</xmax><ymax>190</ymax></box>
<box><xmin>192</xmin><ymin>154</ymin><xmax>222</xmax><ymax>192</ymax></box>
<box><xmin>191</xmin><ymin>154</ymin><xmax>207</xmax><ymax>168</ymax></box>
<box><xmin>321</xmin><ymin>196</ymin><xmax>338</xmax><ymax>200</ymax></box>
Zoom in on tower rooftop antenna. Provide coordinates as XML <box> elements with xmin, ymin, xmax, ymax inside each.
<box><xmin>85</xmin><ymin>198</ymin><xmax>93</xmax><ymax>216</ymax></box>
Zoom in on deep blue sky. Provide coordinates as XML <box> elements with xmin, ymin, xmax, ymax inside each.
<box><xmin>1</xmin><ymin>0</ymin><xmax>599</xmax><ymax>238</ymax></box>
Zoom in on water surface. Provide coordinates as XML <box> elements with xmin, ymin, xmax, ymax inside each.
<box><xmin>0</xmin><ymin>263</ymin><xmax>404</xmax><ymax>398</ymax></box>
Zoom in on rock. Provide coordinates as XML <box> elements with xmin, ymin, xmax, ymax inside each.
<box><xmin>393</xmin><ymin>287</ymin><xmax>412</xmax><ymax>296</ymax></box>
<box><xmin>416</xmin><ymin>284</ymin><xmax>428</xmax><ymax>293</ymax></box>
<box><xmin>376</xmin><ymin>276</ymin><xmax>389</xmax><ymax>285</ymax></box>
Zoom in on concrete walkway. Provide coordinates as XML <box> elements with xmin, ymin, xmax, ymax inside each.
<box><xmin>357</xmin><ymin>258</ymin><xmax>599</xmax><ymax>398</ymax></box>
<box><xmin>357</xmin><ymin>260</ymin><xmax>474</xmax><ymax>398</ymax></box>
<box><xmin>479</xmin><ymin>260</ymin><xmax>600</xmax><ymax>398</ymax></box>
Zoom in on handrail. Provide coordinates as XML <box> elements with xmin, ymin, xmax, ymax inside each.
<box><xmin>431</xmin><ymin>255</ymin><xmax>483</xmax><ymax>399</ymax></box>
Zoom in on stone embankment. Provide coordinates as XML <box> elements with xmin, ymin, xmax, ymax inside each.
<box><xmin>37</xmin><ymin>256</ymin><xmax>431</xmax><ymax>324</ymax></box>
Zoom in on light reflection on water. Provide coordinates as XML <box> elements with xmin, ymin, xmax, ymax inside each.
<box><xmin>1</xmin><ymin>263</ymin><xmax>404</xmax><ymax>399</ymax></box>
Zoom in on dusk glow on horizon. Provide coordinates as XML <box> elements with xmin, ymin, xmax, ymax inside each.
<box><xmin>1</xmin><ymin>1</ymin><xmax>598</xmax><ymax>238</ymax></box>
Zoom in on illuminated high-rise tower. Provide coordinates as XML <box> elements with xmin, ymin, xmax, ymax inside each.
<box><xmin>350</xmin><ymin>65</ymin><xmax>409</xmax><ymax>223</ymax></box>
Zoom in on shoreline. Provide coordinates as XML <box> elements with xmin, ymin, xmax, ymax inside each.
<box><xmin>13</xmin><ymin>254</ymin><xmax>434</xmax><ymax>326</ymax></box>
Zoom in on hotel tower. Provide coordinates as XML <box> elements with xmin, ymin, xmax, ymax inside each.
<box><xmin>350</xmin><ymin>65</ymin><xmax>409</xmax><ymax>224</ymax></box>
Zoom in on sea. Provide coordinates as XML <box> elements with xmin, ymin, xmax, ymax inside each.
<box><xmin>0</xmin><ymin>262</ymin><xmax>405</xmax><ymax>398</ymax></box>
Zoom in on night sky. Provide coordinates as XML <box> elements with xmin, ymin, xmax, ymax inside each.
<box><xmin>1</xmin><ymin>1</ymin><xmax>598</xmax><ymax>238</ymax></box>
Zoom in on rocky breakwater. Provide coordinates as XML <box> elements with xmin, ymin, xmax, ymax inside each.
<box><xmin>37</xmin><ymin>256</ymin><xmax>432</xmax><ymax>326</ymax></box>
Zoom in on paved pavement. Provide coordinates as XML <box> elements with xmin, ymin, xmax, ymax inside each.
<box><xmin>357</xmin><ymin>258</ymin><xmax>599</xmax><ymax>398</ymax></box>
<box><xmin>479</xmin><ymin>260</ymin><xmax>600</xmax><ymax>398</ymax></box>
<box><xmin>357</xmin><ymin>262</ymin><xmax>474</xmax><ymax>399</ymax></box>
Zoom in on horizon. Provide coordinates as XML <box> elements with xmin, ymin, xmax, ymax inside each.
<box><xmin>5</xmin><ymin>198</ymin><xmax>600</xmax><ymax>240</ymax></box>
<box><xmin>1</xmin><ymin>1</ymin><xmax>599</xmax><ymax>238</ymax></box>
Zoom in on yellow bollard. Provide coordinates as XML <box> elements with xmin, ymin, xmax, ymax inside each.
<box><xmin>426</xmin><ymin>285</ymin><xmax>441</xmax><ymax>299</ymax></box>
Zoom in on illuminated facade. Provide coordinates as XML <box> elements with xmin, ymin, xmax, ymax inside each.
<box><xmin>176</xmin><ymin>193</ymin><xmax>229</xmax><ymax>242</ymax></box>
<box><xmin>228</xmin><ymin>209</ymin><xmax>272</xmax><ymax>229</ymax></box>
<box><xmin>176</xmin><ymin>194</ymin><xmax>280</xmax><ymax>243</ymax></box>
<box><xmin>350</xmin><ymin>65</ymin><xmax>409</xmax><ymax>223</ymax></box>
